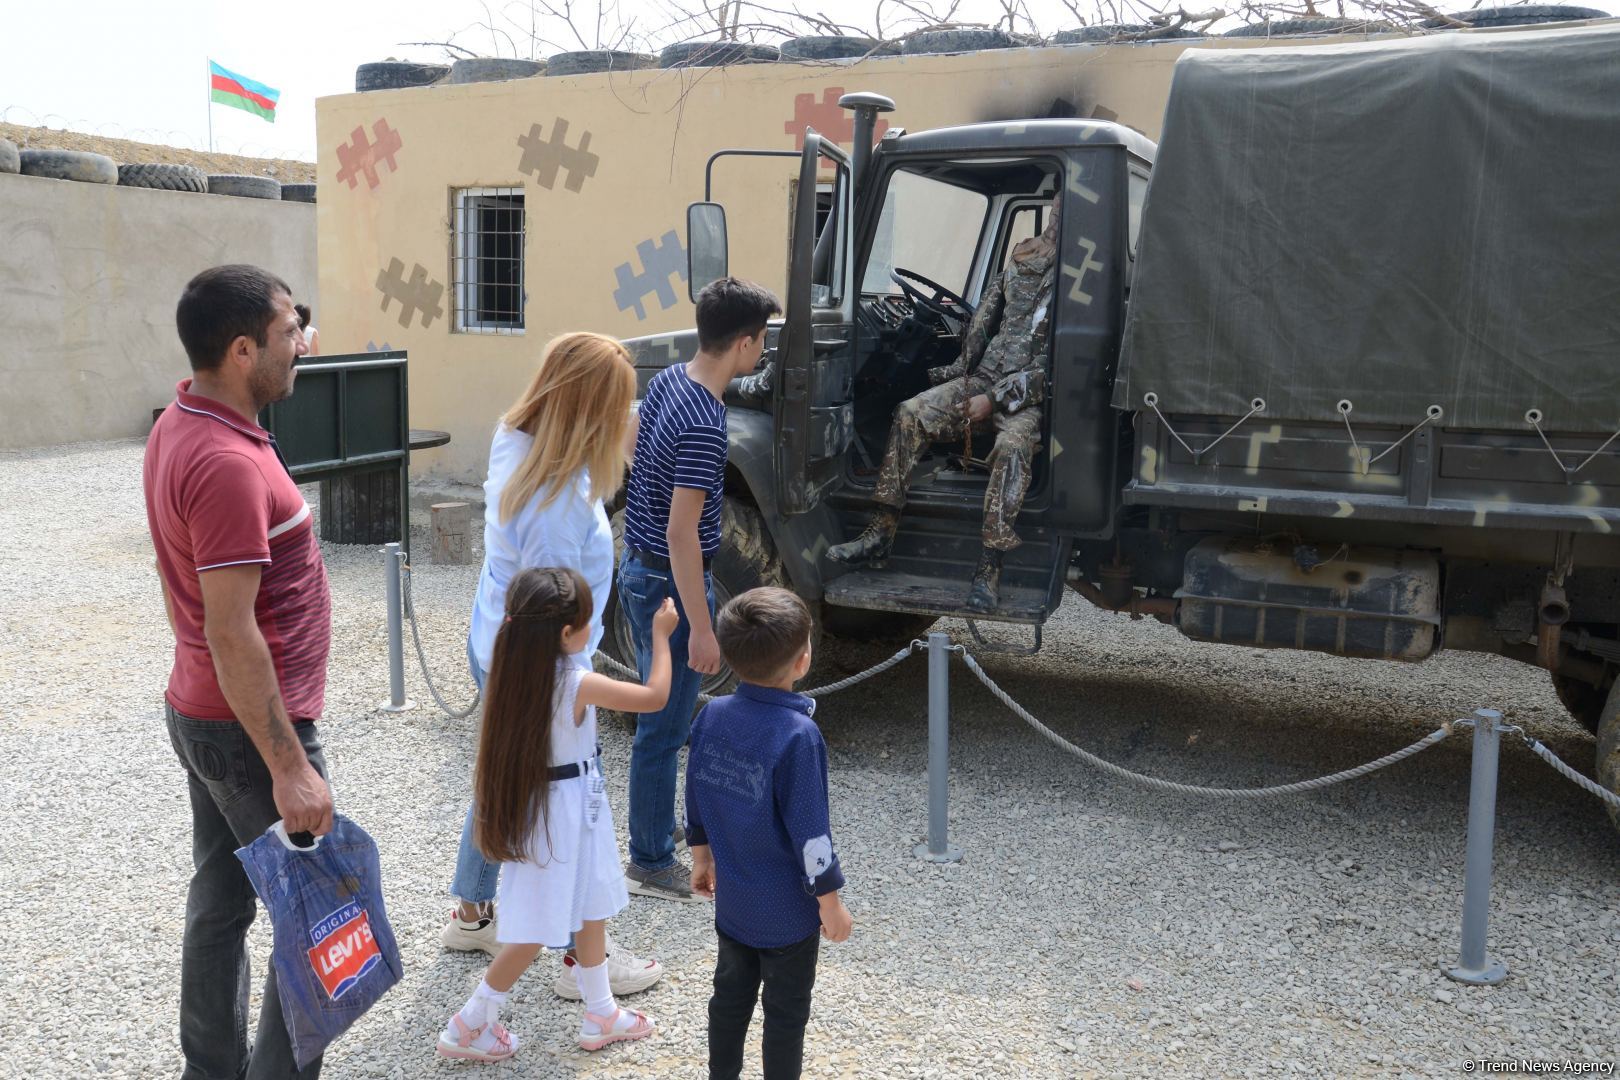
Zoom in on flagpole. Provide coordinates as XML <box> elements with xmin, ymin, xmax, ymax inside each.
<box><xmin>205</xmin><ymin>58</ymin><xmax>214</xmax><ymax>153</ymax></box>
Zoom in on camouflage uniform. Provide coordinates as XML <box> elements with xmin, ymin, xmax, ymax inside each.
<box><xmin>871</xmin><ymin>247</ymin><xmax>1056</xmax><ymax>551</ymax></box>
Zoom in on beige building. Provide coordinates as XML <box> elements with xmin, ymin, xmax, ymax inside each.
<box><xmin>314</xmin><ymin>35</ymin><xmax>1378</xmax><ymax>482</ymax></box>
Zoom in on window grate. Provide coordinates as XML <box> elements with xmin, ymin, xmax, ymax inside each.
<box><xmin>452</xmin><ymin>187</ymin><xmax>526</xmax><ymax>334</ymax></box>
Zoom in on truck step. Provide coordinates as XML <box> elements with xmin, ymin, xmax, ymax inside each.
<box><xmin>821</xmin><ymin>517</ymin><xmax>1068</xmax><ymax>625</ymax></box>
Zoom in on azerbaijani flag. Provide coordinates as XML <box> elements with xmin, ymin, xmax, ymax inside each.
<box><xmin>209</xmin><ymin>60</ymin><xmax>279</xmax><ymax>123</ymax></box>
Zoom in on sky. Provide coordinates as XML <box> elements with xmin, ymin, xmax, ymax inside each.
<box><xmin>5</xmin><ymin>0</ymin><xmax>1618</xmax><ymax>161</ymax></box>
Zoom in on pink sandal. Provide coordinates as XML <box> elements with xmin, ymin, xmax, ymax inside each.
<box><xmin>437</xmin><ymin>1012</ymin><xmax>520</xmax><ymax>1062</ymax></box>
<box><xmin>578</xmin><ymin>1006</ymin><xmax>656</xmax><ymax>1051</ymax></box>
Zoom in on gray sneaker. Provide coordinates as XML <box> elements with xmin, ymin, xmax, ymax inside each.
<box><xmin>625</xmin><ymin>861</ymin><xmax>704</xmax><ymax>904</ymax></box>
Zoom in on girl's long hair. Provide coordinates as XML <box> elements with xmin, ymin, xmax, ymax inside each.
<box><xmin>473</xmin><ymin>566</ymin><xmax>593</xmax><ymax>864</ymax></box>
<box><xmin>498</xmin><ymin>332</ymin><xmax>636</xmax><ymax>524</ymax></box>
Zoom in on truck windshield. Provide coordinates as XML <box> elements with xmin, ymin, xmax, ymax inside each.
<box><xmin>860</xmin><ymin>169</ymin><xmax>988</xmax><ymax>297</ymax></box>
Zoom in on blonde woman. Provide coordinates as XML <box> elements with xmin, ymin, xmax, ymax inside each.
<box><xmin>441</xmin><ymin>332</ymin><xmax>663</xmax><ymax>1002</ymax></box>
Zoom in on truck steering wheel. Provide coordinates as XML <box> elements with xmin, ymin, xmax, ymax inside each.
<box><xmin>891</xmin><ymin>267</ymin><xmax>975</xmax><ymax>324</ymax></box>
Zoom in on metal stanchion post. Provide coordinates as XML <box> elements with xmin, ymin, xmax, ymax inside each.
<box><xmin>914</xmin><ymin>632</ymin><xmax>962</xmax><ymax>863</ymax></box>
<box><xmin>379</xmin><ymin>542</ymin><xmax>413</xmax><ymax>713</ymax></box>
<box><xmin>1445</xmin><ymin>707</ymin><xmax>1507</xmax><ymax>985</ymax></box>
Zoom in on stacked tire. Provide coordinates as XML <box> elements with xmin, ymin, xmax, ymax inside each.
<box><xmin>0</xmin><ymin>138</ymin><xmax>18</xmax><ymax>174</ymax></box>
<box><xmin>1424</xmin><ymin>4</ymin><xmax>1606</xmax><ymax>26</ymax></box>
<box><xmin>354</xmin><ymin>61</ymin><xmax>449</xmax><ymax>92</ymax></box>
<box><xmin>902</xmin><ymin>29</ymin><xmax>1020</xmax><ymax>54</ymax></box>
<box><xmin>545</xmin><ymin>50</ymin><xmax>657</xmax><ymax>76</ymax></box>
<box><xmin>658</xmin><ymin>41</ymin><xmax>779</xmax><ymax>67</ymax></box>
<box><xmin>19</xmin><ymin>149</ymin><xmax>118</xmax><ymax>184</ymax></box>
<box><xmin>1224</xmin><ymin>17</ymin><xmax>1387</xmax><ymax>35</ymax></box>
<box><xmin>448</xmin><ymin>57</ymin><xmax>546</xmax><ymax>83</ymax></box>
<box><xmin>208</xmin><ymin>174</ymin><xmax>281</xmax><ymax>200</ymax></box>
<box><xmin>117</xmin><ymin>163</ymin><xmax>207</xmax><ymax>192</ymax></box>
<box><xmin>779</xmin><ymin>35</ymin><xmax>899</xmax><ymax>60</ymax></box>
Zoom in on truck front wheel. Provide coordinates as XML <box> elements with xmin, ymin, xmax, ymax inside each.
<box><xmin>1597</xmin><ymin>681</ymin><xmax>1620</xmax><ymax>834</ymax></box>
<box><xmin>602</xmin><ymin>497</ymin><xmax>817</xmax><ymax>702</ymax></box>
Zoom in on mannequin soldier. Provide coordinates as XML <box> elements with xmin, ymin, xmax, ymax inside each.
<box><xmin>827</xmin><ymin>196</ymin><xmax>1060</xmax><ymax>612</ymax></box>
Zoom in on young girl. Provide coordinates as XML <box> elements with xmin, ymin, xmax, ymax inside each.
<box><xmin>438</xmin><ymin>566</ymin><xmax>678</xmax><ymax>1062</ymax></box>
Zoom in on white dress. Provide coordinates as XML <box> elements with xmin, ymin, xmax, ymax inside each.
<box><xmin>495</xmin><ymin>662</ymin><xmax>629</xmax><ymax>947</ymax></box>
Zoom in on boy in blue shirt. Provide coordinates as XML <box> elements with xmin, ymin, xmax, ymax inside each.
<box><xmin>621</xmin><ymin>277</ymin><xmax>782</xmax><ymax>903</ymax></box>
<box><xmin>686</xmin><ymin>587</ymin><xmax>854</xmax><ymax>1080</ymax></box>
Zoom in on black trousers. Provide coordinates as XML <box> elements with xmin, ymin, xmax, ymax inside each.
<box><xmin>708</xmin><ymin>926</ymin><xmax>820</xmax><ymax>1080</ymax></box>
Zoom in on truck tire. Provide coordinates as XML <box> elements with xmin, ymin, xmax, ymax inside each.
<box><xmin>1224</xmin><ymin>16</ymin><xmax>1383</xmax><ymax>35</ymax></box>
<box><xmin>902</xmin><ymin>29</ymin><xmax>1019</xmax><ymax>54</ymax></box>
<box><xmin>448</xmin><ymin>57</ymin><xmax>546</xmax><ymax>83</ymax></box>
<box><xmin>279</xmin><ymin>182</ymin><xmax>316</xmax><ymax>203</ymax></box>
<box><xmin>1424</xmin><ymin>5</ymin><xmax>1606</xmax><ymax>26</ymax></box>
<box><xmin>544</xmin><ymin>50</ymin><xmax>657</xmax><ymax>76</ymax></box>
<box><xmin>1552</xmin><ymin>669</ymin><xmax>1614</xmax><ymax>735</ymax></box>
<box><xmin>116</xmin><ymin>162</ymin><xmax>207</xmax><ymax>192</ymax></box>
<box><xmin>659</xmin><ymin>41</ymin><xmax>779</xmax><ymax>68</ymax></box>
<box><xmin>20</xmin><ymin>148</ymin><xmax>118</xmax><ymax>185</ymax></box>
<box><xmin>208</xmin><ymin>174</ymin><xmax>281</xmax><ymax>199</ymax></box>
<box><xmin>779</xmin><ymin>35</ymin><xmax>898</xmax><ymax>59</ymax></box>
<box><xmin>601</xmin><ymin>497</ymin><xmax>830</xmax><ymax>707</ymax></box>
<box><xmin>354</xmin><ymin>60</ymin><xmax>449</xmax><ymax>92</ymax></box>
<box><xmin>0</xmin><ymin>138</ymin><xmax>18</xmax><ymax>174</ymax></box>
<box><xmin>1596</xmin><ymin>680</ymin><xmax>1620</xmax><ymax>833</ymax></box>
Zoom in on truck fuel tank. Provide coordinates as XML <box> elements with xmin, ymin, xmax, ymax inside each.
<box><xmin>1175</xmin><ymin>537</ymin><xmax>1440</xmax><ymax>662</ymax></box>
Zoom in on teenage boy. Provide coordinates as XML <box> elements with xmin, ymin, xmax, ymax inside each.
<box><xmin>685</xmin><ymin>587</ymin><xmax>853</xmax><ymax>1080</ymax></box>
<box><xmin>620</xmin><ymin>276</ymin><xmax>783</xmax><ymax>901</ymax></box>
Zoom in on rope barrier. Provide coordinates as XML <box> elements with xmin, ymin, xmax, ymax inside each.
<box><xmin>1520</xmin><ymin>735</ymin><xmax>1620</xmax><ymax>811</ymax></box>
<box><xmin>958</xmin><ymin>648</ymin><xmax>1456</xmax><ymax>798</ymax></box>
<box><xmin>400</xmin><ymin>563</ymin><xmax>481</xmax><ymax>720</ymax></box>
<box><xmin>593</xmin><ymin>639</ymin><xmax>925</xmax><ymax>705</ymax></box>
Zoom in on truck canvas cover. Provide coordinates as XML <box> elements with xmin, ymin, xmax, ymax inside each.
<box><xmin>1115</xmin><ymin>23</ymin><xmax>1620</xmax><ymax>434</ymax></box>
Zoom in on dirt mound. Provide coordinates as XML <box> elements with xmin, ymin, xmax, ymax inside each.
<box><xmin>0</xmin><ymin>123</ymin><xmax>314</xmax><ymax>183</ymax></box>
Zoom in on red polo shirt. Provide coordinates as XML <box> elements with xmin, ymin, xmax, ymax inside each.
<box><xmin>144</xmin><ymin>380</ymin><xmax>332</xmax><ymax>721</ymax></box>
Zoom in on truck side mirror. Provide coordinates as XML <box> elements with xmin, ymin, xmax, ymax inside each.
<box><xmin>687</xmin><ymin>202</ymin><xmax>728</xmax><ymax>301</ymax></box>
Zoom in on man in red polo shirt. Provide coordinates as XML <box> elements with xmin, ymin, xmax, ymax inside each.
<box><xmin>145</xmin><ymin>264</ymin><xmax>333</xmax><ymax>1080</ymax></box>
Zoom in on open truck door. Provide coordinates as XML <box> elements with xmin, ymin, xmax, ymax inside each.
<box><xmin>776</xmin><ymin>133</ymin><xmax>855</xmax><ymax>515</ymax></box>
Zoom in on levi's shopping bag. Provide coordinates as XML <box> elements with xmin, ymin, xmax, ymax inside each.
<box><xmin>236</xmin><ymin>814</ymin><xmax>404</xmax><ymax>1068</ymax></box>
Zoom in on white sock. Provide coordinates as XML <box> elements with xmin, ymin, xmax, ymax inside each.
<box><xmin>458</xmin><ymin>979</ymin><xmax>509</xmax><ymax>1031</ymax></box>
<box><xmin>577</xmin><ymin>961</ymin><xmax>616</xmax><ymax>1022</ymax></box>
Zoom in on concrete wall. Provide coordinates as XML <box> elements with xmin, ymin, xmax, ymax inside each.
<box><xmin>0</xmin><ymin>174</ymin><xmax>315</xmax><ymax>449</ymax></box>
<box><xmin>313</xmin><ymin>35</ymin><xmax>1382</xmax><ymax>482</ymax></box>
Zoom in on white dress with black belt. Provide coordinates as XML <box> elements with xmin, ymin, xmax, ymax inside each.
<box><xmin>495</xmin><ymin>662</ymin><xmax>629</xmax><ymax>947</ymax></box>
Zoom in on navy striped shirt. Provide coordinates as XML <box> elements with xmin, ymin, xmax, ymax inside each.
<box><xmin>625</xmin><ymin>364</ymin><xmax>727</xmax><ymax>558</ymax></box>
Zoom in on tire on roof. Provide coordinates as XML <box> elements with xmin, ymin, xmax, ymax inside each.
<box><xmin>0</xmin><ymin>138</ymin><xmax>18</xmax><ymax>174</ymax></box>
<box><xmin>448</xmin><ymin>57</ymin><xmax>546</xmax><ymax>83</ymax></box>
<box><xmin>354</xmin><ymin>61</ymin><xmax>449</xmax><ymax>92</ymax></box>
<box><xmin>116</xmin><ymin>163</ymin><xmax>208</xmax><ymax>193</ymax></box>
<box><xmin>1424</xmin><ymin>4</ymin><xmax>1607</xmax><ymax>26</ymax></box>
<box><xmin>659</xmin><ymin>41</ymin><xmax>780</xmax><ymax>68</ymax></box>
<box><xmin>902</xmin><ymin>28</ymin><xmax>1019</xmax><ymax>54</ymax></box>
<box><xmin>778</xmin><ymin>35</ymin><xmax>899</xmax><ymax>60</ymax></box>
<box><xmin>20</xmin><ymin>148</ymin><xmax>118</xmax><ymax>184</ymax></box>
<box><xmin>1224</xmin><ymin>16</ymin><xmax>1388</xmax><ymax>35</ymax></box>
<box><xmin>280</xmin><ymin>182</ymin><xmax>317</xmax><ymax>203</ymax></box>
<box><xmin>544</xmin><ymin>50</ymin><xmax>658</xmax><ymax>76</ymax></box>
<box><xmin>208</xmin><ymin>174</ymin><xmax>282</xmax><ymax>200</ymax></box>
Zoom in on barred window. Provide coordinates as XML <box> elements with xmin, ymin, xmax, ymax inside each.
<box><xmin>452</xmin><ymin>187</ymin><xmax>525</xmax><ymax>333</ymax></box>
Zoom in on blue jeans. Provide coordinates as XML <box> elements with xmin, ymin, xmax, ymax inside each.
<box><xmin>619</xmin><ymin>553</ymin><xmax>713</xmax><ymax>872</ymax></box>
<box><xmin>450</xmin><ymin>640</ymin><xmax>498</xmax><ymax>904</ymax></box>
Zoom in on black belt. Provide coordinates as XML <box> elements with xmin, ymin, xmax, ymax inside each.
<box><xmin>549</xmin><ymin>746</ymin><xmax>601</xmax><ymax>782</ymax></box>
<box><xmin>627</xmin><ymin>548</ymin><xmax>712</xmax><ymax>572</ymax></box>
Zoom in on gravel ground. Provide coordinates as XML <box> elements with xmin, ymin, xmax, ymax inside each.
<box><xmin>2</xmin><ymin>438</ymin><xmax>1616</xmax><ymax>1079</ymax></box>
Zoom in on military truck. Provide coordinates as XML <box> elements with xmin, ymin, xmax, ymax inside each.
<box><xmin>605</xmin><ymin>23</ymin><xmax>1620</xmax><ymax>820</ymax></box>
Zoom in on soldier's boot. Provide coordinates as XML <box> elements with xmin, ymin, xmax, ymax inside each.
<box><xmin>965</xmin><ymin>548</ymin><xmax>1004</xmax><ymax>612</ymax></box>
<box><xmin>826</xmin><ymin>508</ymin><xmax>900</xmax><ymax>565</ymax></box>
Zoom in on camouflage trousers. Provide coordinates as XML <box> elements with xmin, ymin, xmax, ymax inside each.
<box><xmin>872</xmin><ymin>377</ymin><xmax>1042</xmax><ymax>551</ymax></box>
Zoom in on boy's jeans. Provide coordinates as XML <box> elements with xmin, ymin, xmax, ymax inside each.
<box><xmin>708</xmin><ymin>927</ymin><xmax>820</xmax><ymax>1080</ymax></box>
<box><xmin>166</xmin><ymin>704</ymin><xmax>327</xmax><ymax>1080</ymax></box>
<box><xmin>619</xmin><ymin>552</ymin><xmax>713</xmax><ymax>872</ymax></box>
<box><xmin>449</xmin><ymin>640</ymin><xmax>497</xmax><ymax>905</ymax></box>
